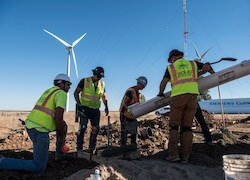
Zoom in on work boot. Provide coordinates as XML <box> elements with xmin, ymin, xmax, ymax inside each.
<box><xmin>207</xmin><ymin>141</ymin><xmax>215</xmax><ymax>147</ymax></box>
<box><xmin>180</xmin><ymin>159</ymin><xmax>188</xmax><ymax>164</ymax></box>
<box><xmin>168</xmin><ymin>129</ymin><xmax>180</xmax><ymax>160</ymax></box>
<box><xmin>166</xmin><ymin>155</ymin><xmax>180</xmax><ymax>163</ymax></box>
<box><xmin>85</xmin><ymin>148</ymin><xmax>93</xmax><ymax>153</ymax></box>
<box><xmin>180</xmin><ymin>131</ymin><xmax>193</xmax><ymax>162</ymax></box>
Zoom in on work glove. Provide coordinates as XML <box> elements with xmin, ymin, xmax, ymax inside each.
<box><xmin>127</xmin><ymin>108</ymin><xmax>135</xmax><ymax>119</ymax></box>
<box><xmin>157</xmin><ymin>93</ymin><xmax>165</xmax><ymax>97</ymax></box>
<box><xmin>61</xmin><ymin>144</ymin><xmax>70</xmax><ymax>153</ymax></box>
<box><xmin>127</xmin><ymin>108</ymin><xmax>132</xmax><ymax>115</ymax></box>
<box><xmin>105</xmin><ymin>106</ymin><xmax>109</xmax><ymax>116</ymax></box>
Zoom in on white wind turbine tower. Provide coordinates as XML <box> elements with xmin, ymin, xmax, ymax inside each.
<box><xmin>44</xmin><ymin>29</ymin><xmax>87</xmax><ymax>112</ymax></box>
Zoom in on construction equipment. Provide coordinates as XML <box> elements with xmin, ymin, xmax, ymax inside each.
<box><xmin>128</xmin><ymin>60</ymin><xmax>250</xmax><ymax>118</ymax></box>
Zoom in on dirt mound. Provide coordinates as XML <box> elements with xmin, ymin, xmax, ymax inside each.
<box><xmin>1</xmin><ymin>115</ymin><xmax>250</xmax><ymax>179</ymax></box>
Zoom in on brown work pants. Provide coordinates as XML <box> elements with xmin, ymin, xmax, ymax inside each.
<box><xmin>168</xmin><ymin>93</ymin><xmax>198</xmax><ymax>161</ymax></box>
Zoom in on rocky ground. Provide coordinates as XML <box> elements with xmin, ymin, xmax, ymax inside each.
<box><xmin>0</xmin><ymin>113</ymin><xmax>250</xmax><ymax>179</ymax></box>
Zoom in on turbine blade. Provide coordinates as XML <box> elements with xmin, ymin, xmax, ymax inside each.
<box><xmin>44</xmin><ymin>29</ymin><xmax>71</xmax><ymax>47</ymax></box>
<box><xmin>72</xmin><ymin>33</ymin><xmax>87</xmax><ymax>47</ymax></box>
<box><xmin>71</xmin><ymin>48</ymin><xmax>79</xmax><ymax>78</ymax></box>
<box><xmin>192</xmin><ymin>42</ymin><xmax>201</xmax><ymax>59</ymax></box>
<box><xmin>200</xmin><ymin>48</ymin><xmax>211</xmax><ymax>60</ymax></box>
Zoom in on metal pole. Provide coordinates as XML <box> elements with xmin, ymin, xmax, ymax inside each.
<box><xmin>183</xmin><ymin>0</ymin><xmax>188</xmax><ymax>58</ymax></box>
<box><xmin>66</xmin><ymin>50</ymin><xmax>71</xmax><ymax>112</ymax></box>
<box><xmin>107</xmin><ymin>115</ymin><xmax>111</xmax><ymax>149</ymax></box>
<box><xmin>217</xmin><ymin>86</ymin><xmax>225</xmax><ymax>130</ymax></box>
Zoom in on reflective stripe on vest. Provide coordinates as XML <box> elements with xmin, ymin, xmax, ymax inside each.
<box><xmin>33</xmin><ymin>105</ymin><xmax>55</xmax><ymax>118</ymax></box>
<box><xmin>80</xmin><ymin>77</ymin><xmax>104</xmax><ymax>109</ymax></box>
<box><xmin>81</xmin><ymin>93</ymin><xmax>100</xmax><ymax>101</ymax></box>
<box><xmin>33</xmin><ymin>89</ymin><xmax>59</xmax><ymax>118</ymax></box>
<box><xmin>170</xmin><ymin>61</ymin><xmax>197</xmax><ymax>87</ymax></box>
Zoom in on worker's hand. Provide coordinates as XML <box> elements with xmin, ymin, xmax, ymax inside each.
<box><xmin>209</xmin><ymin>67</ymin><xmax>215</xmax><ymax>74</ymax></box>
<box><xmin>61</xmin><ymin>144</ymin><xmax>70</xmax><ymax>153</ymax></box>
<box><xmin>157</xmin><ymin>93</ymin><xmax>165</xmax><ymax>97</ymax></box>
<box><xmin>127</xmin><ymin>108</ymin><xmax>136</xmax><ymax>119</ymax></box>
<box><xmin>203</xmin><ymin>63</ymin><xmax>213</xmax><ymax>73</ymax></box>
<box><xmin>105</xmin><ymin>106</ymin><xmax>109</xmax><ymax>116</ymax></box>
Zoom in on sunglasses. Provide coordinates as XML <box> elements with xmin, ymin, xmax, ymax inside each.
<box><xmin>65</xmin><ymin>82</ymin><xmax>72</xmax><ymax>86</ymax></box>
<box><xmin>97</xmin><ymin>74</ymin><xmax>103</xmax><ymax>78</ymax></box>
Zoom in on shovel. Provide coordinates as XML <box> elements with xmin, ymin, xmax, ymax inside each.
<box><xmin>107</xmin><ymin>115</ymin><xmax>111</xmax><ymax>149</ymax></box>
<box><xmin>210</xmin><ymin>57</ymin><xmax>237</xmax><ymax>65</ymax></box>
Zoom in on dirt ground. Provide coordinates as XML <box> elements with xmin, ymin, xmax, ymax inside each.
<box><xmin>0</xmin><ymin>111</ymin><xmax>250</xmax><ymax>179</ymax></box>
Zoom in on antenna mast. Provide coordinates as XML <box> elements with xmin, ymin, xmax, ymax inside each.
<box><xmin>183</xmin><ymin>0</ymin><xmax>188</xmax><ymax>58</ymax></box>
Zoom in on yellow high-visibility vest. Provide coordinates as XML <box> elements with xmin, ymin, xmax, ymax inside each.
<box><xmin>80</xmin><ymin>77</ymin><xmax>105</xmax><ymax>109</ymax></box>
<box><xmin>168</xmin><ymin>59</ymin><xmax>199</xmax><ymax>97</ymax></box>
<box><xmin>26</xmin><ymin>86</ymin><xmax>66</xmax><ymax>131</ymax></box>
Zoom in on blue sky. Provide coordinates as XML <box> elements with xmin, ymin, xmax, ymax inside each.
<box><xmin>0</xmin><ymin>0</ymin><xmax>250</xmax><ymax>111</ymax></box>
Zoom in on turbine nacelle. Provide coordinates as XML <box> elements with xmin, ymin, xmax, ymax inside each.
<box><xmin>66</xmin><ymin>46</ymin><xmax>72</xmax><ymax>51</ymax></box>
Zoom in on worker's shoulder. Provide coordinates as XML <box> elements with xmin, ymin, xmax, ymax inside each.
<box><xmin>127</xmin><ymin>86</ymin><xmax>136</xmax><ymax>92</ymax></box>
<box><xmin>55</xmin><ymin>89</ymin><xmax>67</xmax><ymax>97</ymax></box>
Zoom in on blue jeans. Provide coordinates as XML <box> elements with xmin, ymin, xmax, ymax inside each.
<box><xmin>0</xmin><ymin>128</ymin><xmax>49</xmax><ymax>172</ymax></box>
<box><xmin>77</xmin><ymin>106</ymin><xmax>100</xmax><ymax>150</ymax></box>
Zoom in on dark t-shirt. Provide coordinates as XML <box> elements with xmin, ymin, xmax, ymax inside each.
<box><xmin>163</xmin><ymin>61</ymin><xmax>204</xmax><ymax>79</ymax></box>
<box><xmin>77</xmin><ymin>78</ymin><xmax>105</xmax><ymax>92</ymax></box>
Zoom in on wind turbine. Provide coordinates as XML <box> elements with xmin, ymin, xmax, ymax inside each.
<box><xmin>44</xmin><ymin>29</ymin><xmax>87</xmax><ymax>111</ymax></box>
<box><xmin>192</xmin><ymin>42</ymin><xmax>211</xmax><ymax>62</ymax></box>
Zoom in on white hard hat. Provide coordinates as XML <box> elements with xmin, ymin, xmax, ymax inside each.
<box><xmin>137</xmin><ymin>76</ymin><xmax>147</xmax><ymax>87</ymax></box>
<box><xmin>54</xmin><ymin>74</ymin><xmax>71</xmax><ymax>84</ymax></box>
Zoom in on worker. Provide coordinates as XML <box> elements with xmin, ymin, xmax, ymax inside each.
<box><xmin>195</xmin><ymin>63</ymin><xmax>215</xmax><ymax>146</ymax></box>
<box><xmin>157</xmin><ymin>49</ymin><xmax>214</xmax><ymax>163</ymax></box>
<box><xmin>119</xmin><ymin>76</ymin><xmax>147</xmax><ymax>147</ymax></box>
<box><xmin>195</xmin><ymin>104</ymin><xmax>214</xmax><ymax>146</ymax></box>
<box><xmin>0</xmin><ymin>74</ymin><xmax>71</xmax><ymax>172</ymax></box>
<box><xmin>74</xmin><ymin>66</ymin><xmax>109</xmax><ymax>153</ymax></box>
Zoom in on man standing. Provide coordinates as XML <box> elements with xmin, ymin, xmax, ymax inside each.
<box><xmin>0</xmin><ymin>74</ymin><xmax>71</xmax><ymax>172</ymax></box>
<box><xmin>119</xmin><ymin>76</ymin><xmax>147</xmax><ymax>146</ymax></box>
<box><xmin>158</xmin><ymin>49</ymin><xmax>213</xmax><ymax>163</ymax></box>
<box><xmin>74</xmin><ymin>66</ymin><xmax>109</xmax><ymax>153</ymax></box>
<box><xmin>195</xmin><ymin>62</ymin><xmax>215</xmax><ymax>146</ymax></box>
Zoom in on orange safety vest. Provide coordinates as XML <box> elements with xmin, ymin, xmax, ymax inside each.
<box><xmin>119</xmin><ymin>87</ymin><xmax>140</xmax><ymax>119</ymax></box>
